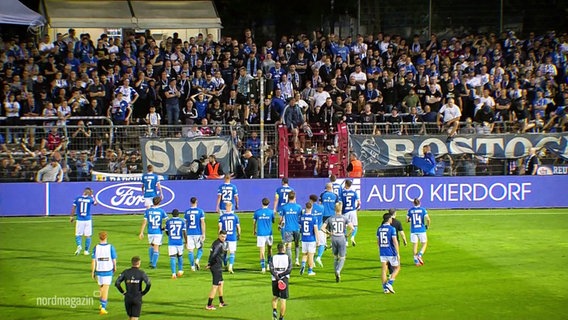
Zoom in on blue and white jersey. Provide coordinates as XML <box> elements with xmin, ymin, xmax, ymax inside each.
<box><xmin>299</xmin><ymin>213</ymin><xmax>317</xmax><ymax>242</ymax></box>
<box><xmin>342</xmin><ymin>189</ymin><xmax>359</xmax><ymax>213</ymax></box>
<box><xmin>92</xmin><ymin>243</ymin><xmax>117</xmax><ymax>276</ymax></box>
<box><xmin>407</xmin><ymin>206</ymin><xmax>429</xmax><ymax>233</ymax></box>
<box><xmin>254</xmin><ymin>208</ymin><xmax>274</xmax><ymax>236</ymax></box>
<box><xmin>279</xmin><ymin>203</ymin><xmax>302</xmax><ymax>232</ymax></box>
<box><xmin>73</xmin><ymin>195</ymin><xmax>95</xmax><ymax>221</ymax></box>
<box><xmin>312</xmin><ymin>203</ymin><xmax>324</xmax><ymax>228</ymax></box>
<box><xmin>332</xmin><ymin>182</ymin><xmax>343</xmax><ymax>198</ymax></box>
<box><xmin>377</xmin><ymin>224</ymin><xmax>398</xmax><ymax>257</ymax></box>
<box><xmin>184</xmin><ymin>207</ymin><xmax>205</xmax><ymax>236</ymax></box>
<box><xmin>114</xmin><ymin>86</ymin><xmax>137</xmax><ymax>103</ymax></box>
<box><xmin>320</xmin><ymin>191</ymin><xmax>338</xmax><ymax>217</ymax></box>
<box><xmin>141</xmin><ymin>173</ymin><xmax>160</xmax><ymax>198</ymax></box>
<box><xmin>219</xmin><ymin>212</ymin><xmax>240</xmax><ymax>241</ymax></box>
<box><xmin>166</xmin><ymin>217</ymin><xmax>186</xmax><ymax>246</ymax></box>
<box><xmin>144</xmin><ymin>207</ymin><xmax>168</xmax><ymax>235</ymax></box>
<box><xmin>218</xmin><ymin>183</ymin><xmax>238</xmax><ymax>211</ymax></box>
<box><xmin>275</xmin><ymin>186</ymin><xmax>294</xmax><ymax>211</ymax></box>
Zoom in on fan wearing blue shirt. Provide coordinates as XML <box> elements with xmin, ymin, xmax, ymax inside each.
<box><xmin>141</xmin><ymin>165</ymin><xmax>162</xmax><ymax>209</ymax></box>
<box><xmin>377</xmin><ymin>213</ymin><xmax>400</xmax><ymax>294</ymax></box>
<box><xmin>216</xmin><ymin>174</ymin><xmax>239</xmax><ymax>213</ymax></box>
<box><xmin>278</xmin><ymin>191</ymin><xmax>302</xmax><ymax>266</ymax></box>
<box><xmin>184</xmin><ymin>197</ymin><xmax>206</xmax><ymax>271</ymax></box>
<box><xmin>309</xmin><ymin>194</ymin><xmax>326</xmax><ymax>267</ymax></box>
<box><xmin>407</xmin><ymin>198</ymin><xmax>431</xmax><ymax>266</ymax></box>
<box><xmin>139</xmin><ymin>197</ymin><xmax>168</xmax><ymax>269</ymax></box>
<box><xmin>342</xmin><ymin>180</ymin><xmax>360</xmax><ymax>247</ymax></box>
<box><xmin>166</xmin><ymin>209</ymin><xmax>187</xmax><ymax>279</ymax></box>
<box><xmin>299</xmin><ymin>202</ymin><xmax>319</xmax><ymax>276</ymax></box>
<box><xmin>219</xmin><ymin>202</ymin><xmax>241</xmax><ymax>274</ymax></box>
<box><xmin>70</xmin><ymin>187</ymin><xmax>97</xmax><ymax>256</ymax></box>
<box><xmin>253</xmin><ymin>198</ymin><xmax>275</xmax><ymax>273</ymax></box>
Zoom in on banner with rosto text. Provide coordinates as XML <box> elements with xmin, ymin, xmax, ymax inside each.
<box><xmin>91</xmin><ymin>171</ymin><xmax>169</xmax><ymax>182</ymax></box>
<box><xmin>139</xmin><ymin>136</ymin><xmax>242</xmax><ymax>176</ymax></box>
<box><xmin>351</xmin><ymin>133</ymin><xmax>568</xmax><ymax>170</ymax></box>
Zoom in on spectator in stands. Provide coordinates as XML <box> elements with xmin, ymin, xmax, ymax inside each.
<box><xmin>180</xmin><ymin>99</ymin><xmax>198</xmax><ymax>125</ymax></box>
<box><xmin>437</xmin><ymin>98</ymin><xmax>462</xmax><ymax>142</ymax></box>
<box><xmin>75</xmin><ymin>152</ymin><xmax>94</xmax><ymax>181</ymax></box>
<box><xmin>108</xmin><ymin>91</ymin><xmax>132</xmax><ymax>125</ymax></box>
<box><xmin>125</xmin><ymin>153</ymin><xmax>142</xmax><ymax>174</ymax></box>
<box><xmin>245</xmin><ymin>131</ymin><xmax>261</xmax><ymax>157</ymax></box>
<box><xmin>145</xmin><ymin>106</ymin><xmax>161</xmax><ymax>137</ymax></box>
<box><xmin>346</xmin><ymin>152</ymin><xmax>363</xmax><ymax>178</ymax></box>
<box><xmin>242</xmin><ymin>149</ymin><xmax>259</xmax><ymax>179</ymax></box>
<box><xmin>204</xmin><ymin>155</ymin><xmax>224</xmax><ymax>179</ymax></box>
<box><xmin>164</xmin><ymin>78</ymin><xmax>181</xmax><ymax>125</ymax></box>
<box><xmin>69</xmin><ymin>120</ymin><xmax>92</xmax><ymax>150</ymax></box>
<box><xmin>36</xmin><ymin>157</ymin><xmax>63</xmax><ymax>183</ymax></box>
<box><xmin>524</xmin><ymin>147</ymin><xmax>540</xmax><ymax>175</ymax></box>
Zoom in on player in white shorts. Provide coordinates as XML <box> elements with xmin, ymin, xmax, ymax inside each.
<box><xmin>91</xmin><ymin>231</ymin><xmax>117</xmax><ymax>315</ymax></box>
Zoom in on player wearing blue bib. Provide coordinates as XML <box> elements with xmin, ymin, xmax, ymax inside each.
<box><xmin>309</xmin><ymin>194</ymin><xmax>326</xmax><ymax>267</ymax></box>
<box><xmin>274</xmin><ymin>177</ymin><xmax>294</xmax><ymax>214</ymax></box>
<box><xmin>141</xmin><ymin>165</ymin><xmax>162</xmax><ymax>208</ymax></box>
<box><xmin>218</xmin><ymin>202</ymin><xmax>241</xmax><ymax>273</ymax></box>
<box><xmin>91</xmin><ymin>231</ymin><xmax>117</xmax><ymax>315</ymax></box>
<box><xmin>341</xmin><ymin>180</ymin><xmax>360</xmax><ymax>246</ymax></box>
<box><xmin>299</xmin><ymin>202</ymin><xmax>319</xmax><ymax>276</ymax></box>
<box><xmin>253</xmin><ymin>198</ymin><xmax>275</xmax><ymax>273</ymax></box>
<box><xmin>166</xmin><ymin>209</ymin><xmax>187</xmax><ymax>279</ymax></box>
<box><xmin>329</xmin><ymin>174</ymin><xmax>343</xmax><ymax>199</ymax></box>
<box><xmin>139</xmin><ymin>197</ymin><xmax>168</xmax><ymax>269</ymax></box>
<box><xmin>70</xmin><ymin>187</ymin><xmax>97</xmax><ymax>256</ymax></box>
<box><xmin>216</xmin><ymin>174</ymin><xmax>239</xmax><ymax>213</ymax></box>
<box><xmin>377</xmin><ymin>213</ymin><xmax>400</xmax><ymax>294</ymax></box>
<box><xmin>184</xmin><ymin>197</ymin><xmax>206</xmax><ymax>271</ymax></box>
<box><xmin>406</xmin><ymin>198</ymin><xmax>431</xmax><ymax>266</ymax></box>
<box><xmin>278</xmin><ymin>191</ymin><xmax>302</xmax><ymax>266</ymax></box>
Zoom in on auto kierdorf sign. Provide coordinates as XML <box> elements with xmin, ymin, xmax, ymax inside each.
<box><xmin>95</xmin><ymin>182</ymin><xmax>175</xmax><ymax>212</ymax></box>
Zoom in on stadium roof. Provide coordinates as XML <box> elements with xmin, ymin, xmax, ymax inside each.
<box><xmin>41</xmin><ymin>0</ymin><xmax>222</xmax><ymax>29</ymax></box>
<box><xmin>0</xmin><ymin>0</ymin><xmax>46</xmax><ymax>27</ymax></box>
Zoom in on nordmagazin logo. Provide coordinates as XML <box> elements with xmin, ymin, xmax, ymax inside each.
<box><xmin>95</xmin><ymin>182</ymin><xmax>175</xmax><ymax>212</ymax></box>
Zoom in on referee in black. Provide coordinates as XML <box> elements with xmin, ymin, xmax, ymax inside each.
<box><xmin>205</xmin><ymin>230</ymin><xmax>228</xmax><ymax>310</ymax></box>
<box><xmin>387</xmin><ymin>208</ymin><xmax>407</xmax><ymax>275</ymax></box>
<box><xmin>115</xmin><ymin>256</ymin><xmax>151</xmax><ymax>320</ymax></box>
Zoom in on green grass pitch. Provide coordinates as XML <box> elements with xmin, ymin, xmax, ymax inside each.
<box><xmin>0</xmin><ymin>209</ymin><xmax>567</xmax><ymax>320</ymax></box>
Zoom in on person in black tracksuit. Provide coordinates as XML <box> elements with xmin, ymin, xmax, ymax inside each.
<box><xmin>205</xmin><ymin>230</ymin><xmax>228</xmax><ymax>310</ymax></box>
<box><xmin>115</xmin><ymin>256</ymin><xmax>151</xmax><ymax>320</ymax></box>
<box><xmin>386</xmin><ymin>209</ymin><xmax>408</xmax><ymax>275</ymax></box>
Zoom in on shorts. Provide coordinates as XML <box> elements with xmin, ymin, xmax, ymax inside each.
<box><xmin>380</xmin><ymin>255</ymin><xmax>399</xmax><ymax>267</ymax></box>
<box><xmin>144</xmin><ymin>197</ymin><xmax>154</xmax><ymax>207</ymax></box>
<box><xmin>345</xmin><ymin>210</ymin><xmax>358</xmax><ymax>226</ymax></box>
<box><xmin>97</xmin><ymin>275</ymin><xmax>113</xmax><ymax>286</ymax></box>
<box><xmin>211</xmin><ymin>269</ymin><xmax>223</xmax><ymax>285</ymax></box>
<box><xmin>226</xmin><ymin>241</ymin><xmax>237</xmax><ymax>252</ymax></box>
<box><xmin>125</xmin><ymin>298</ymin><xmax>142</xmax><ymax>317</ymax></box>
<box><xmin>257</xmin><ymin>235</ymin><xmax>274</xmax><ymax>247</ymax></box>
<box><xmin>283</xmin><ymin>231</ymin><xmax>300</xmax><ymax>244</ymax></box>
<box><xmin>168</xmin><ymin>245</ymin><xmax>184</xmax><ymax>256</ymax></box>
<box><xmin>301</xmin><ymin>241</ymin><xmax>316</xmax><ymax>254</ymax></box>
<box><xmin>316</xmin><ymin>230</ymin><xmax>326</xmax><ymax>246</ymax></box>
<box><xmin>272</xmin><ymin>279</ymin><xmax>289</xmax><ymax>299</ymax></box>
<box><xmin>75</xmin><ymin>220</ymin><xmax>92</xmax><ymax>237</ymax></box>
<box><xmin>186</xmin><ymin>235</ymin><xmax>203</xmax><ymax>250</ymax></box>
<box><xmin>331</xmin><ymin>237</ymin><xmax>347</xmax><ymax>257</ymax></box>
<box><xmin>410</xmin><ymin>232</ymin><xmax>427</xmax><ymax>243</ymax></box>
<box><xmin>148</xmin><ymin>234</ymin><xmax>163</xmax><ymax>246</ymax></box>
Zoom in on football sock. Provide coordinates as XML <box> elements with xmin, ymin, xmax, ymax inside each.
<box><xmin>295</xmin><ymin>247</ymin><xmax>300</xmax><ymax>262</ymax></box>
<box><xmin>229</xmin><ymin>253</ymin><xmax>235</xmax><ymax>265</ymax></box>
<box><xmin>337</xmin><ymin>257</ymin><xmax>345</xmax><ymax>273</ymax></box>
<box><xmin>317</xmin><ymin>245</ymin><xmax>325</xmax><ymax>258</ymax></box>
<box><xmin>308</xmin><ymin>267</ymin><xmax>313</xmax><ymax>273</ymax></box>
<box><xmin>188</xmin><ymin>251</ymin><xmax>195</xmax><ymax>266</ymax></box>
<box><xmin>301</xmin><ymin>261</ymin><xmax>306</xmax><ymax>269</ymax></box>
<box><xmin>196</xmin><ymin>248</ymin><xmax>203</xmax><ymax>260</ymax></box>
<box><xmin>223</xmin><ymin>253</ymin><xmax>228</xmax><ymax>266</ymax></box>
<box><xmin>207</xmin><ymin>298</ymin><xmax>213</xmax><ymax>306</ymax></box>
<box><xmin>260</xmin><ymin>258</ymin><xmax>265</xmax><ymax>269</ymax></box>
<box><xmin>100</xmin><ymin>299</ymin><xmax>107</xmax><ymax>309</ymax></box>
<box><xmin>177</xmin><ymin>256</ymin><xmax>183</xmax><ymax>271</ymax></box>
<box><xmin>148</xmin><ymin>247</ymin><xmax>153</xmax><ymax>262</ymax></box>
<box><xmin>286</xmin><ymin>248</ymin><xmax>292</xmax><ymax>259</ymax></box>
<box><xmin>268</xmin><ymin>254</ymin><xmax>272</xmax><ymax>262</ymax></box>
<box><xmin>333</xmin><ymin>258</ymin><xmax>338</xmax><ymax>271</ymax></box>
<box><xmin>84</xmin><ymin>237</ymin><xmax>91</xmax><ymax>252</ymax></box>
<box><xmin>352</xmin><ymin>226</ymin><xmax>358</xmax><ymax>238</ymax></box>
<box><xmin>413</xmin><ymin>255</ymin><xmax>419</xmax><ymax>264</ymax></box>
<box><xmin>151</xmin><ymin>251</ymin><xmax>159</xmax><ymax>267</ymax></box>
<box><xmin>388</xmin><ymin>279</ymin><xmax>395</xmax><ymax>286</ymax></box>
<box><xmin>219</xmin><ymin>296</ymin><xmax>224</xmax><ymax>303</ymax></box>
<box><xmin>170</xmin><ymin>257</ymin><xmax>177</xmax><ymax>274</ymax></box>
<box><xmin>75</xmin><ymin>235</ymin><xmax>81</xmax><ymax>247</ymax></box>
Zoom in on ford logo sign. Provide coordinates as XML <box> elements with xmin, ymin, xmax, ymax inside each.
<box><xmin>95</xmin><ymin>182</ymin><xmax>175</xmax><ymax>212</ymax></box>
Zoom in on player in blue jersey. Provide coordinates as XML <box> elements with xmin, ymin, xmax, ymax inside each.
<box><xmin>274</xmin><ymin>178</ymin><xmax>294</xmax><ymax>214</ymax></box>
<box><xmin>406</xmin><ymin>198</ymin><xmax>431</xmax><ymax>266</ymax></box>
<box><xmin>320</xmin><ymin>183</ymin><xmax>339</xmax><ymax>224</ymax></box>
<box><xmin>91</xmin><ymin>231</ymin><xmax>117</xmax><ymax>315</ymax></box>
<box><xmin>253</xmin><ymin>198</ymin><xmax>275</xmax><ymax>273</ymax></box>
<box><xmin>141</xmin><ymin>165</ymin><xmax>163</xmax><ymax>209</ymax></box>
<box><xmin>278</xmin><ymin>191</ymin><xmax>302</xmax><ymax>266</ymax></box>
<box><xmin>139</xmin><ymin>197</ymin><xmax>168</xmax><ymax>269</ymax></box>
<box><xmin>341</xmin><ymin>180</ymin><xmax>360</xmax><ymax>246</ymax></box>
<box><xmin>308</xmin><ymin>194</ymin><xmax>326</xmax><ymax>267</ymax></box>
<box><xmin>377</xmin><ymin>213</ymin><xmax>400</xmax><ymax>294</ymax></box>
<box><xmin>299</xmin><ymin>202</ymin><xmax>319</xmax><ymax>276</ymax></box>
<box><xmin>184</xmin><ymin>197</ymin><xmax>206</xmax><ymax>271</ymax></box>
<box><xmin>218</xmin><ymin>202</ymin><xmax>241</xmax><ymax>273</ymax></box>
<box><xmin>216</xmin><ymin>174</ymin><xmax>239</xmax><ymax>213</ymax></box>
<box><xmin>70</xmin><ymin>187</ymin><xmax>97</xmax><ymax>256</ymax></box>
<box><xmin>329</xmin><ymin>174</ymin><xmax>343</xmax><ymax>199</ymax></box>
<box><xmin>166</xmin><ymin>209</ymin><xmax>187</xmax><ymax>279</ymax></box>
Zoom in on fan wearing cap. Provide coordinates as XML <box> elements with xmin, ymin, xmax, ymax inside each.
<box><xmin>269</xmin><ymin>243</ymin><xmax>291</xmax><ymax>320</ymax></box>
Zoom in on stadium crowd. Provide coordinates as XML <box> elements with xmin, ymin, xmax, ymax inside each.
<box><xmin>1</xmin><ymin>27</ymin><xmax>567</xmax><ymax>181</ymax></box>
